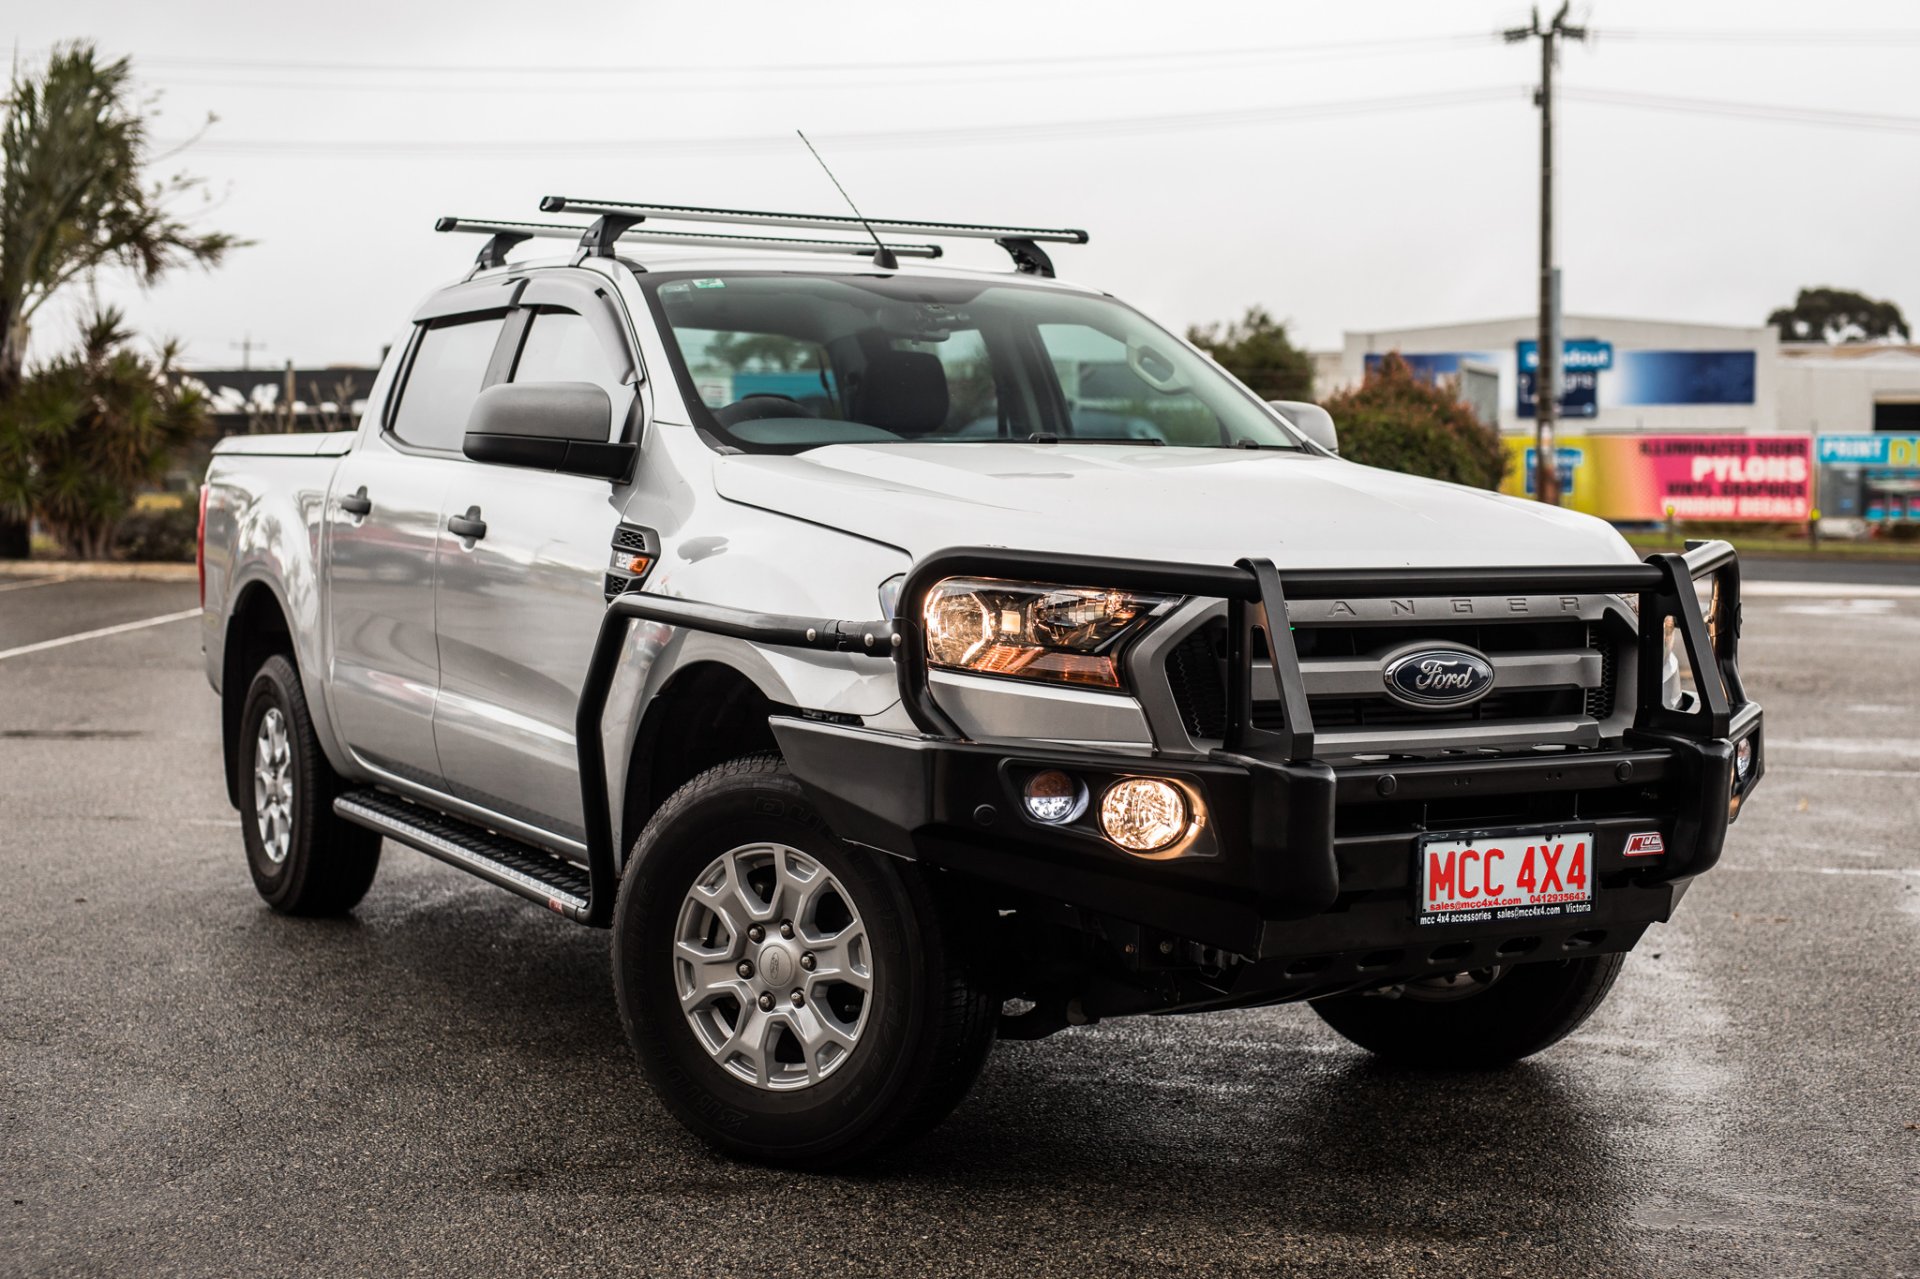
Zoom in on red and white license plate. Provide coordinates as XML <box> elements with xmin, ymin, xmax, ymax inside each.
<box><xmin>1417</xmin><ymin>831</ymin><xmax>1595</xmax><ymax>925</ymax></box>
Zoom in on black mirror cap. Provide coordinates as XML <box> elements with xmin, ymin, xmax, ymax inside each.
<box><xmin>463</xmin><ymin>432</ymin><xmax>637</xmax><ymax>482</ymax></box>
<box><xmin>462</xmin><ymin>381</ymin><xmax>634</xmax><ymax>481</ymax></box>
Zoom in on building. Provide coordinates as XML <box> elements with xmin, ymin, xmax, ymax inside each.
<box><xmin>1317</xmin><ymin>315</ymin><xmax>1920</xmax><ymax>524</ymax></box>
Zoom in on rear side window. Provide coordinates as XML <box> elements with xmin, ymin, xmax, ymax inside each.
<box><xmin>389</xmin><ymin>313</ymin><xmax>506</xmax><ymax>451</ymax></box>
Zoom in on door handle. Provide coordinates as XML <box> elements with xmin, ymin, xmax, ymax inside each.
<box><xmin>447</xmin><ymin>506</ymin><xmax>487</xmax><ymax>541</ymax></box>
<box><xmin>338</xmin><ymin>486</ymin><xmax>372</xmax><ymax>517</ymax></box>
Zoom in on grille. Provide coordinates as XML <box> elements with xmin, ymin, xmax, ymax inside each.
<box><xmin>1162</xmin><ymin>611</ymin><xmax>1627</xmax><ymax>748</ymax></box>
<box><xmin>612</xmin><ymin>525</ymin><xmax>650</xmax><ymax>554</ymax></box>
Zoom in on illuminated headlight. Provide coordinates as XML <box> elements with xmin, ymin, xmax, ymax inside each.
<box><xmin>923</xmin><ymin>577</ymin><xmax>1173</xmax><ymax>690</ymax></box>
<box><xmin>1099</xmin><ymin>778</ymin><xmax>1195</xmax><ymax>855</ymax></box>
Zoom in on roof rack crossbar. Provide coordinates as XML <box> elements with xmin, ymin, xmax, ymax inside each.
<box><xmin>539</xmin><ymin>197</ymin><xmax>1085</xmax><ymax>275</ymax></box>
<box><xmin>433</xmin><ymin>217</ymin><xmax>944</xmax><ymax>262</ymax></box>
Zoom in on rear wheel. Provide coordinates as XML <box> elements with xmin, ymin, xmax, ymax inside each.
<box><xmin>1310</xmin><ymin>954</ymin><xmax>1626</xmax><ymax>1067</ymax></box>
<box><xmin>613</xmin><ymin>754</ymin><xmax>997</xmax><ymax>1167</ymax></box>
<box><xmin>238</xmin><ymin>654</ymin><xmax>380</xmax><ymax>915</ymax></box>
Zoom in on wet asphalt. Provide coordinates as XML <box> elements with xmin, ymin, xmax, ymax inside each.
<box><xmin>1</xmin><ymin>571</ymin><xmax>1915</xmax><ymax>1278</ymax></box>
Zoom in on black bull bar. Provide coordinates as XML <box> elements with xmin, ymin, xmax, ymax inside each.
<box><xmin>566</xmin><ymin>541</ymin><xmax>1762</xmax><ymax>957</ymax></box>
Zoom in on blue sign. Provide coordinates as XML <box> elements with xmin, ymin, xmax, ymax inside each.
<box><xmin>1613</xmin><ymin>350</ymin><xmax>1755</xmax><ymax>406</ymax></box>
<box><xmin>1518</xmin><ymin>339</ymin><xmax>1614</xmax><ymax>372</ymax></box>
<box><xmin>1363</xmin><ymin>352</ymin><xmax>1493</xmax><ymax>382</ymax></box>
<box><xmin>1520</xmin><ymin>447</ymin><xmax>1584</xmax><ymax>497</ymax></box>
<box><xmin>1817</xmin><ymin>434</ymin><xmax>1920</xmax><ymax>466</ymax></box>
<box><xmin>1516</xmin><ymin>339</ymin><xmax>1610</xmax><ymax>419</ymax></box>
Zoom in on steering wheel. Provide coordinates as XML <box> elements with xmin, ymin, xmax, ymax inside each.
<box><xmin>714</xmin><ymin>393</ymin><xmax>818</xmax><ymax>427</ymax></box>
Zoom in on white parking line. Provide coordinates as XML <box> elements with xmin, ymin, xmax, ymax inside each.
<box><xmin>0</xmin><ymin>576</ymin><xmax>66</xmax><ymax>594</ymax></box>
<box><xmin>1743</xmin><ymin>580</ymin><xmax>1920</xmax><ymax>599</ymax></box>
<box><xmin>0</xmin><ymin>608</ymin><xmax>201</xmax><ymax>662</ymax></box>
<box><xmin>1771</xmin><ymin>764</ymin><xmax>1920</xmax><ymax>779</ymax></box>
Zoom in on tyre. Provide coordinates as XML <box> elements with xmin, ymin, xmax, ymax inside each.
<box><xmin>1310</xmin><ymin>954</ymin><xmax>1627</xmax><ymax>1068</ymax></box>
<box><xmin>612</xmin><ymin>754</ymin><xmax>997</xmax><ymax>1167</ymax></box>
<box><xmin>237</xmin><ymin>654</ymin><xmax>381</xmax><ymax>915</ymax></box>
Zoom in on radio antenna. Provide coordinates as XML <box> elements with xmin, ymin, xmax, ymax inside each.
<box><xmin>796</xmin><ymin>130</ymin><xmax>897</xmax><ymax>270</ymax></box>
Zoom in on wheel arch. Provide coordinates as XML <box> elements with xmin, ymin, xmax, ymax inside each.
<box><xmin>618</xmin><ymin>660</ymin><xmax>795</xmax><ymax>860</ymax></box>
<box><xmin>219</xmin><ymin>580</ymin><xmax>298</xmax><ymax>808</ymax></box>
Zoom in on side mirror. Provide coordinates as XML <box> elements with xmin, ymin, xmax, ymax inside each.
<box><xmin>463</xmin><ymin>382</ymin><xmax>637</xmax><ymax>481</ymax></box>
<box><xmin>1268</xmin><ymin>400</ymin><xmax>1338</xmax><ymax>455</ymax></box>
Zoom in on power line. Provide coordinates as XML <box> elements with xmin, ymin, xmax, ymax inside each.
<box><xmin>156</xmin><ymin>85</ymin><xmax>1525</xmax><ymax>158</ymax></box>
<box><xmin>120</xmin><ymin>32</ymin><xmax>1498</xmax><ymax>79</ymax></box>
<box><xmin>1602</xmin><ymin>27</ymin><xmax>1920</xmax><ymax>47</ymax></box>
<box><xmin>1563</xmin><ymin>87</ymin><xmax>1920</xmax><ymax>135</ymax></box>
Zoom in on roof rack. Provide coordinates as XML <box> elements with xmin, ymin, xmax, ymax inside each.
<box><xmin>433</xmin><ymin>216</ymin><xmax>944</xmax><ymax>273</ymax></box>
<box><xmin>539</xmin><ymin>197</ymin><xmax>1087</xmax><ymax>277</ymax></box>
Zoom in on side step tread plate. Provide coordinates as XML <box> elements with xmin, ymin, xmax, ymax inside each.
<box><xmin>334</xmin><ymin>788</ymin><xmax>592</xmax><ymax>920</ymax></box>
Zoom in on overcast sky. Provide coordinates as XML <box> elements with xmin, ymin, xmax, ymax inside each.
<box><xmin>11</xmin><ymin>0</ymin><xmax>1920</xmax><ymax>369</ymax></box>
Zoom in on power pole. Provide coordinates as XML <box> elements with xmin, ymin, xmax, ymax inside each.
<box><xmin>231</xmin><ymin>334</ymin><xmax>266</xmax><ymax>372</ymax></box>
<box><xmin>1506</xmin><ymin>3</ymin><xmax>1586</xmax><ymax>506</ymax></box>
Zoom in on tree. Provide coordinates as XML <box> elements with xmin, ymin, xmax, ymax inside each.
<box><xmin>1186</xmin><ymin>306</ymin><xmax>1314</xmax><ymax>402</ymax></box>
<box><xmin>1767</xmin><ymin>287</ymin><xmax>1909</xmax><ymax>344</ymax></box>
<box><xmin>1321</xmin><ymin>352</ymin><xmax>1507</xmax><ymax>490</ymax></box>
<box><xmin>0</xmin><ymin>307</ymin><xmax>210</xmax><ymax>559</ymax></box>
<box><xmin>0</xmin><ymin>43</ymin><xmax>240</xmax><ymax>554</ymax></box>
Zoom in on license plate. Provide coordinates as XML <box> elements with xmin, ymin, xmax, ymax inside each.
<box><xmin>1417</xmin><ymin>831</ymin><xmax>1595</xmax><ymax>925</ymax></box>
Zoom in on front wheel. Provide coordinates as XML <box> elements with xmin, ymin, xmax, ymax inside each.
<box><xmin>612</xmin><ymin>755</ymin><xmax>997</xmax><ymax>1167</ymax></box>
<box><xmin>1310</xmin><ymin>954</ymin><xmax>1627</xmax><ymax>1068</ymax></box>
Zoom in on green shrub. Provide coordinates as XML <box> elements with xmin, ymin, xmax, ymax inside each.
<box><xmin>112</xmin><ymin>503</ymin><xmax>197</xmax><ymax>561</ymax></box>
<box><xmin>1321</xmin><ymin>352</ymin><xmax>1507</xmax><ymax>490</ymax></box>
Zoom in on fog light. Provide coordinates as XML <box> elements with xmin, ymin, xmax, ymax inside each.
<box><xmin>1735</xmin><ymin>736</ymin><xmax>1753</xmax><ymax>781</ymax></box>
<box><xmin>1023</xmin><ymin>770</ymin><xmax>1087</xmax><ymax>824</ymax></box>
<box><xmin>1099</xmin><ymin>778</ymin><xmax>1190</xmax><ymax>854</ymax></box>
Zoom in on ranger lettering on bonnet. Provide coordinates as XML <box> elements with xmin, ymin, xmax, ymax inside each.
<box><xmin>197</xmin><ymin>194</ymin><xmax>1764</xmax><ymax>1168</ymax></box>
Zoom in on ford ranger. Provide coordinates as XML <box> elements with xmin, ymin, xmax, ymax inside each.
<box><xmin>198</xmin><ymin>197</ymin><xmax>1764</xmax><ymax>1167</ymax></box>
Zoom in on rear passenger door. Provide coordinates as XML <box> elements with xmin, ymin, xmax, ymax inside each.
<box><xmin>430</xmin><ymin>274</ymin><xmax>641</xmax><ymax>846</ymax></box>
<box><xmin>325</xmin><ymin>304</ymin><xmax>508</xmax><ymax>789</ymax></box>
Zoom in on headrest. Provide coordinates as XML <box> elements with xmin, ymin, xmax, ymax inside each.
<box><xmin>849</xmin><ymin>350</ymin><xmax>949</xmax><ymax>436</ymax></box>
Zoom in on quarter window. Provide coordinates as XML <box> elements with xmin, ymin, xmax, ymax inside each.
<box><xmin>389</xmin><ymin>313</ymin><xmax>506</xmax><ymax>452</ymax></box>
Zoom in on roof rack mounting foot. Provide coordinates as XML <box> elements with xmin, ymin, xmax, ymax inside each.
<box><xmin>435</xmin><ymin>217</ymin><xmax>534</xmax><ymax>273</ymax></box>
<box><xmin>576</xmin><ymin>213</ymin><xmax>645</xmax><ymax>264</ymax></box>
<box><xmin>997</xmin><ymin>237</ymin><xmax>1055</xmax><ymax>278</ymax></box>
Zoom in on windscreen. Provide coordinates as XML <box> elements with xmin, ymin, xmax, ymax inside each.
<box><xmin>641</xmin><ymin>272</ymin><xmax>1307</xmax><ymax>455</ymax></box>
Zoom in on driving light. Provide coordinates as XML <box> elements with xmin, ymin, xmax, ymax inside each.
<box><xmin>1022</xmin><ymin>770</ymin><xmax>1087</xmax><ymax>824</ymax></box>
<box><xmin>1099</xmin><ymin>778</ymin><xmax>1191</xmax><ymax>854</ymax></box>
<box><xmin>923</xmin><ymin>578</ymin><xmax>1172</xmax><ymax>689</ymax></box>
<box><xmin>1735</xmin><ymin>735</ymin><xmax>1753</xmax><ymax>780</ymax></box>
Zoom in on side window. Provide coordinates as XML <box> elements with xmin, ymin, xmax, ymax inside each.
<box><xmin>513</xmin><ymin>308</ymin><xmax>621</xmax><ymax>390</ymax></box>
<box><xmin>389</xmin><ymin>313</ymin><xmax>506</xmax><ymax>452</ymax></box>
<box><xmin>1035</xmin><ymin>322</ymin><xmax>1223</xmax><ymax>446</ymax></box>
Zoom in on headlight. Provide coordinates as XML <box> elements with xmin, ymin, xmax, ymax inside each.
<box><xmin>923</xmin><ymin>577</ymin><xmax>1173</xmax><ymax>690</ymax></box>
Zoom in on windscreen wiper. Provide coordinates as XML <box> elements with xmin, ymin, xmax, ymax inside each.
<box><xmin>1027</xmin><ymin>433</ymin><xmax>1165</xmax><ymax>445</ymax></box>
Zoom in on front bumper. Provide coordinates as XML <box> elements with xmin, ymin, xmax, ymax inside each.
<box><xmin>578</xmin><ymin>540</ymin><xmax>1761</xmax><ymax>980</ymax></box>
<box><xmin>772</xmin><ymin>704</ymin><xmax>1758</xmax><ymax>968</ymax></box>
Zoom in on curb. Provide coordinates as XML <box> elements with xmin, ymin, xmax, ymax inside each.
<box><xmin>0</xmin><ymin>562</ymin><xmax>198</xmax><ymax>583</ymax></box>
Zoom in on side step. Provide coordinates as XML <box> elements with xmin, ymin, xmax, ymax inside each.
<box><xmin>334</xmin><ymin>789</ymin><xmax>594</xmax><ymax>922</ymax></box>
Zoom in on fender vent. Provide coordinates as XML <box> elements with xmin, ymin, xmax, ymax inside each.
<box><xmin>604</xmin><ymin>522</ymin><xmax>659</xmax><ymax>600</ymax></box>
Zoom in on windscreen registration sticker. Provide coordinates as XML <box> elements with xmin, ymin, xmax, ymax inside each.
<box><xmin>1418</xmin><ymin>832</ymin><xmax>1593</xmax><ymax>925</ymax></box>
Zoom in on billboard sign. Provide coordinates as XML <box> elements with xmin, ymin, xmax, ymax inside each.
<box><xmin>1516</xmin><ymin>339</ymin><xmax>1611</xmax><ymax>419</ymax></box>
<box><xmin>1816</xmin><ymin>434</ymin><xmax>1920</xmax><ymax>466</ymax></box>
<box><xmin>1500</xmin><ymin>434</ymin><xmax>1812</xmax><ymax>521</ymax></box>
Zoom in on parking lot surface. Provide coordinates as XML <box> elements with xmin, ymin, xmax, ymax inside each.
<box><xmin>3</xmin><ymin>571</ymin><xmax>1915</xmax><ymax>1278</ymax></box>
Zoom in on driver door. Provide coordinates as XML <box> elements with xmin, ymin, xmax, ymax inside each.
<box><xmin>430</xmin><ymin>276</ymin><xmax>642</xmax><ymax>845</ymax></box>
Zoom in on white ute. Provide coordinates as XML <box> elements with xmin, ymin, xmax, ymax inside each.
<box><xmin>199</xmin><ymin>196</ymin><xmax>1764</xmax><ymax>1166</ymax></box>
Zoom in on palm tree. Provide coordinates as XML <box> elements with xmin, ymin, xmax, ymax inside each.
<box><xmin>3</xmin><ymin>307</ymin><xmax>211</xmax><ymax>559</ymax></box>
<box><xmin>0</xmin><ymin>43</ymin><xmax>240</xmax><ymax>554</ymax></box>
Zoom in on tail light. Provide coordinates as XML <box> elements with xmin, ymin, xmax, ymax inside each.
<box><xmin>196</xmin><ymin>483</ymin><xmax>210</xmax><ymax>609</ymax></box>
